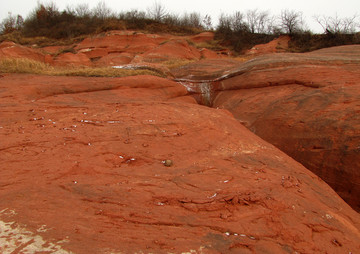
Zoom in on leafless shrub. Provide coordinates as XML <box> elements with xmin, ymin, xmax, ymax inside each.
<box><xmin>92</xmin><ymin>1</ymin><xmax>113</xmax><ymax>20</ymax></box>
<box><xmin>147</xmin><ymin>1</ymin><xmax>168</xmax><ymax>22</ymax></box>
<box><xmin>180</xmin><ymin>12</ymin><xmax>203</xmax><ymax>28</ymax></box>
<box><xmin>203</xmin><ymin>15</ymin><xmax>213</xmax><ymax>30</ymax></box>
<box><xmin>217</xmin><ymin>12</ymin><xmax>248</xmax><ymax>33</ymax></box>
<box><xmin>314</xmin><ymin>13</ymin><xmax>359</xmax><ymax>34</ymax></box>
<box><xmin>0</xmin><ymin>12</ymin><xmax>24</xmax><ymax>34</ymax></box>
<box><xmin>75</xmin><ymin>3</ymin><xmax>92</xmax><ymax>18</ymax></box>
<box><xmin>246</xmin><ymin>9</ymin><xmax>272</xmax><ymax>34</ymax></box>
<box><xmin>279</xmin><ymin>9</ymin><xmax>306</xmax><ymax>34</ymax></box>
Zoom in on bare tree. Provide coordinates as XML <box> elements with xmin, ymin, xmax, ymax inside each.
<box><xmin>120</xmin><ymin>9</ymin><xmax>147</xmax><ymax>21</ymax></box>
<box><xmin>75</xmin><ymin>3</ymin><xmax>91</xmax><ymax>17</ymax></box>
<box><xmin>217</xmin><ymin>12</ymin><xmax>248</xmax><ymax>33</ymax></box>
<box><xmin>202</xmin><ymin>14</ymin><xmax>213</xmax><ymax>30</ymax></box>
<box><xmin>314</xmin><ymin>13</ymin><xmax>359</xmax><ymax>34</ymax></box>
<box><xmin>177</xmin><ymin>12</ymin><xmax>204</xmax><ymax>28</ymax></box>
<box><xmin>16</xmin><ymin>15</ymin><xmax>24</xmax><ymax>30</ymax></box>
<box><xmin>246</xmin><ymin>9</ymin><xmax>256</xmax><ymax>33</ymax></box>
<box><xmin>0</xmin><ymin>12</ymin><xmax>16</xmax><ymax>34</ymax></box>
<box><xmin>147</xmin><ymin>1</ymin><xmax>168</xmax><ymax>22</ymax></box>
<box><xmin>246</xmin><ymin>9</ymin><xmax>271</xmax><ymax>33</ymax></box>
<box><xmin>343</xmin><ymin>15</ymin><xmax>359</xmax><ymax>33</ymax></box>
<box><xmin>217</xmin><ymin>13</ymin><xmax>232</xmax><ymax>33</ymax></box>
<box><xmin>92</xmin><ymin>1</ymin><xmax>112</xmax><ymax>20</ymax></box>
<box><xmin>0</xmin><ymin>12</ymin><xmax>24</xmax><ymax>34</ymax></box>
<box><xmin>231</xmin><ymin>11</ymin><xmax>248</xmax><ymax>32</ymax></box>
<box><xmin>279</xmin><ymin>9</ymin><xmax>305</xmax><ymax>34</ymax></box>
<box><xmin>189</xmin><ymin>12</ymin><xmax>203</xmax><ymax>28</ymax></box>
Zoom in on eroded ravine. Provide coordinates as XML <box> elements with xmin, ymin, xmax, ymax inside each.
<box><xmin>172</xmin><ymin>46</ymin><xmax>360</xmax><ymax>212</ymax></box>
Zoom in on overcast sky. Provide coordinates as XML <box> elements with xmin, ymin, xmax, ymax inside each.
<box><xmin>1</xmin><ymin>0</ymin><xmax>359</xmax><ymax>33</ymax></box>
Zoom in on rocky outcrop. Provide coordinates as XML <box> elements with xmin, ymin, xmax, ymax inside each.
<box><xmin>0</xmin><ymin>74</ymin><xmax>359</xmax><ymax>253</ymax></box>
<box><xmin>0</xmin><ymin>41</ymin><xmax>46</xmax><ymax>62</ymax></box>
<box><xmin>0</xmin><ymin>32</ymin><xmax>224</xmax><ymax>68</ymax></box>
<box><xmin>52</xmin><ymin>52</ymin><xmax>93</xmax><ymax>67</ymax></box>
<box><xmin>133</xmin><ymin>40</ymin><xmax>201</xmax><ymax>63</ymax></box>
<box><xmin>209</xmin><ymin>45</ymin><xmax>360</xmax><ymax>211</ymax></box>
<box><xmin>245</xmin><ymin>35</ymin><xmax>290</xmax><ymax>55</ymax></box>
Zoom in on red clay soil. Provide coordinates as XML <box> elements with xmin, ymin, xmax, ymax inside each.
<box><xmin>0</xmin><ymin>74</ymin><xmax>360</xmax><ymax>253</ymax></box>
<box><xmin>212</xmin><ymin>45</ymin><xmax>360</xmax><ymax>212</ymax></box>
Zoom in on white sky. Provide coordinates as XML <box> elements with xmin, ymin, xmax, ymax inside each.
<box><xmin>1</xmin><ymin>0</ymin><xmax>359</xmax><ymax>33</ymax></box>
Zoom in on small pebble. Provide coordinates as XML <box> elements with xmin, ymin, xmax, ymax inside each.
<box><xmin>163</xmin><ymin>159</ymin><xmax>173</xmax><ymax>167</ymax></box>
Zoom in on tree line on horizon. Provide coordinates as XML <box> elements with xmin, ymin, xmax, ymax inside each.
<box><xmin>1</xmin><ymin>1</ymin><xmax>359</xmax><ymax>52</ymax></box>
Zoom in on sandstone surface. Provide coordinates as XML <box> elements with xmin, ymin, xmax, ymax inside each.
<box><xmin>1</xmin><ymin>74</ymin><xmax>359</xmax><ymax>253</ymax></box>
<box><xmin>0</xmin><ymin>41</ymin><xmax>46</xmax><ymax>62</ymax></box>
<box><xmin>208</xmin><ymin>45</ymin><xmax>360</xmax><ymax>211</ymax></box>
<box><xmin>245</xmin><ymin>35</ymin><xmax>290</xmax><ymax>55</ymax></box>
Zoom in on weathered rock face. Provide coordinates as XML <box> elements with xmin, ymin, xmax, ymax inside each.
<box><xmin>134</xmin><ymin>40</ymin><xmax>201</xmax><ymax>63</ymax></box>
<box><xmin>0</xmin><ymin>41</ymin><xmax>46</xmax><ymax>62</ymax></box>
<box><xmin>211</xmin><ymin>45</ymin><xmax>360</xmax><ymax>211</ymax></box>
<box><xmin>0</xmin><ymin>31</ymin><xmax>223</xmax><ymax>68</ymax></box>
<box><xmin>1</xmin><ymin>74</ymin><xmax>360</xmax><ymax>253</ymax></box>
<box><xmin>245</xmin><ymin>35</ymin><xmax>290</xmax><ymax>55</ymax></box>
<box><xmin>52</xmin><ymin>52</ymin><xmax>93</xmax><ymax>67</ymax></box>
<box><xmin>188</xmin><ymin>32</ymin><xmax>215</xmax><ymax>43</ymax></box>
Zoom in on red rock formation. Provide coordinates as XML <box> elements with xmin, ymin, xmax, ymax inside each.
<box><xmin>0</xmin><ymin>41</ymin><xmax>47</xmax><ymax>62</ymax></box>
<box><xmin>188</xmin><ymin>32</ymin><xmax>215</xmax><ymax>43</ymax></box>
<box><xmin>95</xmin><ymin>52</ymin><xmax>134</xmax><ymax>66</ymax></box>
<box><xmin>200</xmin><ymin>48</ymin><xmax>224</xmax><ymax>59</ymax></box>
<box><xmin>212</xmin><ymin>45</ymin><xmax>360</xmax><ymax>211</ymax></box>
<box><xmin>0</xmin><ymin>74</ymin><xmax>359</xmax><ymax>253</ymax></box>
<box><xmin>137</xmin><ymin>40</ymin><xmax>201</xmax><ymax>63</ymax></box>
<box><xmin>41</xmin><ymin>45</ymin><xmax>69</xmax><ymax>54</ymax></box>
<box><xmin>0</xmin><ymin>32</ymin><xmax>224</xmax><ymax>68</ymax></box>
<box><xmin>245</xmin><ymin>35</ymin><xmax>290</xmax><ymax>55</ymax></box>
<box><xmin>75</xmin><ymin>31</ymin><xmax>166</xmax><ymax>55</ymax></box>
<box><xmin>52</xmin><ymin>52</ymin><xmax>92</xmax><ymax>67</ymax></box>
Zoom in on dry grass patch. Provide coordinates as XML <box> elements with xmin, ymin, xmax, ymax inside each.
<box><xmin>0</xmin><ymin>58</ymin><xmax>165</xmax><ymax>77</ymax></box>
<box><xmin>0</xmin><ymin>58</ymin><xmax>49</xmax><ymax>74</ymax></box>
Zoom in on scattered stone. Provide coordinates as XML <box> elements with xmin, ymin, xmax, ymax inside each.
<box><xmin>163</xmin><ymin>159</ymin><xmax>173</xmax><ymax>167</ymax></box>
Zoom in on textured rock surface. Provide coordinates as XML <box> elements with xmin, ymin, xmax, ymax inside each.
<box><xmin>245</xmin><ymin>35</ymin><xmax>290</xmax><ymax>55</ymax></box>
<box><xmin>134</xmin><ymin>40</ymin><xmax>201</xmax><ymax>63</ymax></box>
<box><xmin>1</xmin><ymin>74</ymin><xmax>360</xmax><ymax>253</ymax></box>
<box><xmin>0</xmin><ymin>31</ymin><xmax>223</xmax><ymax>68</ymax></box>
<box><xmin>0</xmin><ymin>41</ymin><xmax>47</xmax><ymax>62</ymax></box>
<box><xmin>212</xmin><ymin>45</ymin><xmax>360</xmax><ymax>211</ymax></box>
<box><xmin>52</xmin><ymin>52</ymin><xmax>93</xmax><ymax>67</ymax></box>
